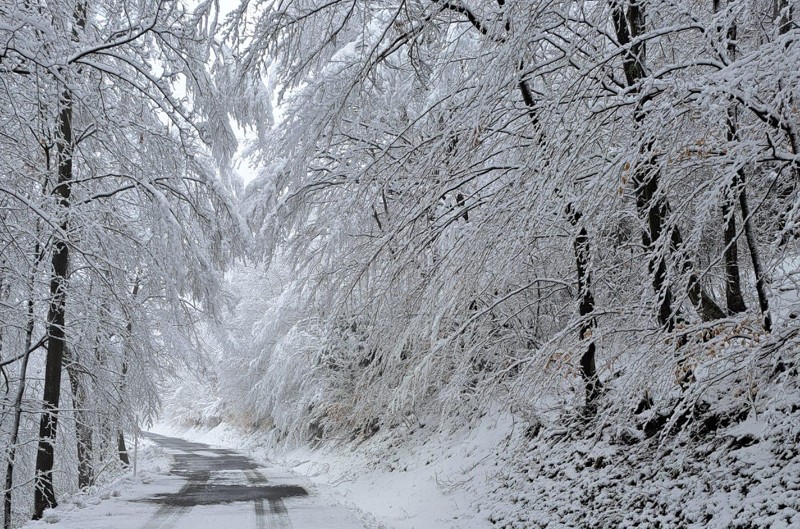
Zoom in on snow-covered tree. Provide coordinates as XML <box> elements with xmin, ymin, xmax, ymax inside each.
<box><xmin>0</xmin><ymin>0</ymin><xmax>255</xmax><ymax>522</ymax></box>
<box><xmin>219</xmin><ymin>0</ymin><xmax>800</xmax><ymax>445</ymax></box>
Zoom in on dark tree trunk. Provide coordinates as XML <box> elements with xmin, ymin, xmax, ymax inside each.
<box><xmin>740</xmin><ymin>181</ymin><xmax>772</xmax><ymax>332</ymax></box>
<box><xmin>517</xmin><ymin>55</ymin><xmax>603</xmax><ymax>402</ymax></box>
<box><xmin>613</xmin><ymin>0</ymin><xmax>677</xmax><ymax>330</ymax></box>
<box><xmin>117</xmin><ymin>431</ymin><xmax>130</xmax><ymax>466</ymax></box>
<box><xmin>722</xmin><ymin>176</ymin><xmax>747</xmax><ymax>315</ymax></box>
<box><xmin>451</xmin><ymin>0</ymin><xmax>605</xmax><ymax>390</ymax></box>
<box><xmin>33</xmin><ymin>91</ymin><xmax>73</xmax><ymax>521</ymax></box>
<box><xmin>567</xmin><ymin>207</ymin><xmax>601</xmax><ymax>405</ymax></box>
<box><xmin>677</xmin><ymin>222</ymin><xmax>726</xmax><ymax>321</ymax></box>
<box><xmin>717</xmin><ymin>3</ymin><xmax>746</xmax><ymax>316</ymax></box>
<box><xmin>717</xmin><ymin>5</ymin><xmax>770</xmax><ymax>327</ymax></box>
<box><xmin>722</xmin><ymin>90</ymin><xmax>748</xmax><ymax>316</ymax></box>
<box><xmin>4</xmin><ymin>240</ymin><xmax>42</xmax><ymax>529</ymax></box>
<box><xmin>65</xmin><ymin>350</ymin><xmax>94</xmax><ymax>489</ymax></box>
<box><xmin>612</xmin><ymin>0</ymin><xmax>724</xmax><ymax>328</ymax></box>
<box><xmin>34</xmin><ymin>7</ymin><xmax>86</xmax><ymax>516</ymax></box>
<box><xmin>116</xmin><ymin>356</ymin><xmax>131</xmax><ymax>467</ymax></box>
<box><xmin>633</xmin><ymin>163</ymin><xmax>677</xmax><ymax>330</ymax></box>
<box><xmin>775</xmin><ymin>0</ymin><xmax>792</xmax><ymax>34</ymax></box>
<box><xmin>113</xmin><ymin>278</ymin><xmax>137</xmax><ymax>467</ymax></box>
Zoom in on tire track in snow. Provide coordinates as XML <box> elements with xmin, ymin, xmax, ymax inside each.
<box><xmin>244</xmin><ymin>469</ymin><xmax>284</xmax><ymax>529</ymax></box>
<box><xmin>267</xmin><ymin>498</ymin><xmax>291</xmax><ymax>529</ymax></box>
<box><xmin>141</xmin><ymin>443</ymin><xmax>210</xmax><ymax>529</ymax></box>
<box><xmin>244</xmin><ymin>469</ymin><xmax>268</xmax><ymax>484</ymax></box>
<box><xmin>143</xmin><ymin>503</ymin><xmax>191</xmax><ymax>529</ymax></box>
<box><xmin>253</xmin><ymin>497</ymin><xmax>267</xmax><ymax>529</ymax></box>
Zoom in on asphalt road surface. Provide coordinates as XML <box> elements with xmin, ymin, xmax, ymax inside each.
<box><xmin>38</xmin><ymin>433</ymin><xmax>370</xmax><ymax>529</ymax></box>
<box><xmin>140</xmin><ymin>433</ymin><xmax>368</xmax><ymax>529</ymax></box>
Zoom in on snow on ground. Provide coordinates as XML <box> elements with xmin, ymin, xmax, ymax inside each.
<box><xmin>19</xmin><ymin>432</ymin><xmax>370</xmax><ymax>529</ymax></box>
<box><xmin>487</xmin><ymin>373</ymin><xmax>800</xmax><ymax>529</ymax></box>
<box><xmin>158</xmin><ymin>364</ymin><xmax>800</xmax><ymax>529</ymax></box>
<box><xmin>155</xmin><ymin>412</ymin><xmax>512</xmax><ymax>529</ymax></box>
<box><xmin>19</xmin><ymin>438</ymin><xmax>174</xmax><ymax>528</ymax></box>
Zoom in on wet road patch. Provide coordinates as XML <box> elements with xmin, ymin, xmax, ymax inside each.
<box><xmin>141</xmin><ymin>432</ymin><xmax>306</xmax><ymax>527</ymax></box>
<box><xmin>171</xmin><ymin>451</ymin><xmax>261</xmax><ymax>473</ymax></box>
<box><xmin>142</xmin><ymin>483</ymin><xmax>309</xmax><ymax>507</ymax></box>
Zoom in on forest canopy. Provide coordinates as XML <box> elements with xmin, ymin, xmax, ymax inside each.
<box><xmin>223</xmin><ymin>0</ymin><xmax>800</xmax><ymax>441</ymax></box>
<box><xmin>1</xmin><ymin>0</ymin><xmax>799</xmax><ymax>526</ymax></box>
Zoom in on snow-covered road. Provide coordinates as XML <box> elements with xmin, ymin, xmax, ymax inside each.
<box><xmin>29</xmin><ymin>433</ymin><xmax>369</xmax><ymax>529</ymax></box>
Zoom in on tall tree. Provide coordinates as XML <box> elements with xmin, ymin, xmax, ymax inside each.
<box><xmin>33</xmin><ymin>83</ymin><xmax>77</xmax><ymax>518</ymax></box>
<box><xmin>1</xmin><ymin>0</ymin><xmax>249</xmax><ymax>519</ymax></box>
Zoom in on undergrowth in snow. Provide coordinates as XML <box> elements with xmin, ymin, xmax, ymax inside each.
<box><xmin>487</xmin><ymin>370</ymin><xmax>800</xmax><ymax>529</ymax></box>
<box><xmin>161</xmin><ymin>412</ymin><xmax>511</xmax><ymax>529</ymax></box>
<box><xmin>164</xmin><ymin>336</ymin><xmax>800</xmax><ymax>529</ymax></box>
<box><xmin>160</xmin><ymin>259</ymin><xmax>800</xmax><ymax>529</ymax></box>
<box><xmin>20</xmin><ymin>440</ymin><xmax>170</xmax><ymax>529</ymax></box>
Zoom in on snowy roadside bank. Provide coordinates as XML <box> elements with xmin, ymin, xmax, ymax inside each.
<box><xmin>19</xmin><ymin>439</ymin><xmax>171</xmax><ymax>528</ymax></box>
<box><xmin>159</xmin><ymin>365</ymin><xmax>800</xmax><ymax>529</ymax></box>
<box><xmin>153</xmin><ymin>413</ymin><xmax>513</xmax><ymax>529</ymax></box>
<box><xmin>486</xmin><ymin>376</ymin><xmax>800</xmax><ymax>529</ymax></box>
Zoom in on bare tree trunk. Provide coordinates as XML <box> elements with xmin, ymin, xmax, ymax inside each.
<box><xmin>440</xmin><ymin>0</ymin><xmax>606</xmax><ymax>389</ymax></box>
<box><xmin>33</xmin><ymin>90</ymin><xmax>73</xmax><ymax>520</ymax></box>
<box><xmin>718</xmin><ymin>6</ymin><xmax>747</xmax><ymax>315</ymax></box>
<box><xmin>64</xmin><ymin>349</ymin><xmax>94</xmax><ymax>489</ymax></box>
<box><xmin>717</xmin><ymin>2</ymin><xmax>771</xmax><ymax>328</ymax></box>
<box><xmin>517</xmin><ymin>54</ymin><xmax>604</xmax><ymax>402</ymax></box>
<box><xmin>567</xmin><ymin>207</ymin><xmax>601</xmax><ymax>406</ymax></box>
<box><xmin>117</xmin><ymin>431</ymin><xmax>130</xmax><ymax>466</ymax></box>
<box><xmin>634</xmin><ymin>163</ymin><xmax>677</xmax><ymax>330</ymax></box>
<box><xmin>115</xmin><ymin>352</ymin><xmax>132</xmax><ymax>467</ymax></box>
<box><xmin>33</xmin><ymin>4</ymin><xmax>87</xmax><ymax>516</ymax></box>
<box><xmin>722</xmin><ymin>178</ymin><xmax>747</xmax><ymax>314</ymax></box>
<box><xmin>612</xmin><ymin>0</ymin><xmax>724</xmax><ymax>328</ymax></box>
<box><xmin>4</xmin><ymin>239</ymin><xmax>42</xmax><ymax>529</ymax></box>
<box><xmin>740</xmin><ymin>184</ymin><xmax>772</xmax><ymax>332</ymax></box>
<box><xmin>712</xmin><ymin>2</ymin><xmax>746</xmax><ymax>318</ymax></box>
<box><xmin>673</xmin><ymin>227</ymin><xmax>727</xmax><ymax>322</ymax></box>
<box><xmin>115</xmin><ymin>278</ymin><xmax>138</xmax><ymax>466</ymax></box>
<box><xmin>613</xmin><ymin>0</ymin><xmax>677</xmax><ymax>330</ymax></box>
<box><xmin>775</xmin><ymin>0</ymin><xmax>792</xmax><ymax>34</ymax></box>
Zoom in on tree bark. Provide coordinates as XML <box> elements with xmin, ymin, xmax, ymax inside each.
<box><xmin>634</xmin><ymin>162</ymin><xmax>677</xmax><ymax>330</ymax></box>
<box><xmin>33</xmin><ymin>90</ymin><xmax>73</xmax><ymax>520</ymax></box>
<box><xmin>711</xmin><ymin>1</ymin><xmax>746</xmax><ymax>319</ymax></box>
<box><xmin>716</xmin><ymin>2</ymin><xmax>770</xmax><ymax>328</ymax></box>
<box><xmin>740</xmin><ymin>181</ymin><xmax>772</xmax><ymax>332</ymax></box>
<box><xmin>33</xmin><ymin>4</ymin><xmax>86</xmax><ymax>516</ymax></box>
<box><xmin>64</xmin><ymin>348</ymin><xmax>94</xmax><ymax>489</ymax></box>
<box><xmin>116</xmin><ymin>278</ymin><xmax>139</xmax><ymax>466</ymax></box>
<box><xmin>722</xmin><ymin>176</ymin><xmax>747</xmax><ymax>315</ymax></box>
<box><xmin>4</xmin><ymin>239</ymin><xmax>42</xmax><ymax>529</ymax></box>
<box><xmin>117</xmin><ymin>431</ymin><xmax>130</xmax><ymax>466</ymax></box>
<box><xmin>612</xmin><ymin>0</ymin><xmax>725</xmax><ymax>328</ymax></box>
<box><xmin>441</xmin><ymin>0</ymin><xmax>605</xmax><ymax>384</ymax></box>
<box><xmin>775</xmin><ymin>0</ymin><xmax>792</xmax><ymax>35</ymax></box>
<box><xmin>567</xmin><ymin>207</ymin><xmax>601</xmax><ymax>405</ymax></box>
<box><xmin>613</xmin><ymin>0</ymin><xmax>677</xmax><ymax>329</ymax></box>
<box><xmin>719</xmin><ymin>14</ymin><xmax>747</xmax><ymax>316</ymax></box>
